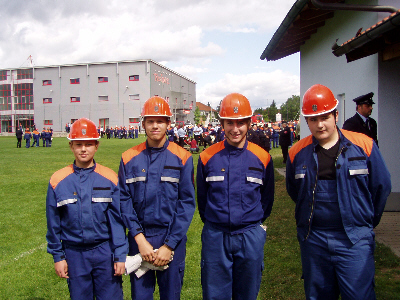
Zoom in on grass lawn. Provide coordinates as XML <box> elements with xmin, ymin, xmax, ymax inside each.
<box><xmin>0</xmin><ymin>136</ymin><xmax>399</xmax><ymax>299</ymax></box>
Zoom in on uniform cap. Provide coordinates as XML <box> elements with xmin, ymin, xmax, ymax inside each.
<box><xmin>353</xmin><ymin>92</ymin><xmax>375</xmax><ymax>105</ymax></box>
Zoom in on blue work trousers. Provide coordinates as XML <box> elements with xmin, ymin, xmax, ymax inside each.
<box><xmin>64</xmin><ymin>240</ymin><xmax>123</xmax><ymax>300</ymax></box>
<box><xmin>201</xmin><ymin>222</ymin><xmax>266</xmax><ymax>300</ymax></box>
<box><xmin>299</xmin><ymin>180</ymin><xmax>376</xmax><ymax>300</ymax></box>
<box><xmin>128</xmin><ymin>232</ymin><xmax>186</xmax><ymax>300</ymax></box>
<box><xmin>299</xmin><ymin>229</ymin><xmax>376</xmax><ymax>300</ymax></box>
<box><xmin>273</xmin><ymin>136</ymin><xmax>279</xmax><ymax>148</ymax></box>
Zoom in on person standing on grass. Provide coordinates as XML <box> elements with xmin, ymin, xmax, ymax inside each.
<box><xmin>16</xmin><ymin>126</ymin><xmax>23</xmax><ymax>148</ymax></box>
<box><xmin>118</xmin><ymin>96</ymin><xmax>195</xmax><ymax>300</ymax></box>
<box><xmin>279</xmin><ymin>120</ymin><xmax>291</xmax><ymax>163</ymax></box>
<box><xmin>197</xmin><ymin>93</ymin><xmax>275</xmax><ymax>300</ymax></box>
<box><xmin>286</xmin><ymin>84</ymin><xmax>391</xmax><ymax>300</ymax></box>
<box><xmin>23</xmin><ymin>128</ymin><xmax>32</xmax><ymax>148</ymax></box>
<box><xmin>46</xmin><ymin>118</ymin><xmax>128</xmax><ymax>300</ymax></box>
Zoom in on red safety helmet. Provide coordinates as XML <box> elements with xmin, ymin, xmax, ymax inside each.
<box><xmin>302</xmin><ymin>84</ymin><xmax>338</xmax><ymax>117</ymax></box>
<box><xmin>219</xmin><ymin>93</ymin><xmax>253</xmax><ymax>119</ymax></box>
<box><xmin>68</xmin><ymin>118</ymin><xmax>100</xmax><ymax>140</ymax></box>
<box><xmin>141</xmin><ymin>96</ymin><xmax>172</xmax><ymax>118</ymax></box>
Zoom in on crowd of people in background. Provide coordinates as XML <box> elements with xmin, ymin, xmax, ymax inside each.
<box><xmin>15</xmin><ymin>124</ymin><xmax>53</xmax><ymax>148</ymax></box>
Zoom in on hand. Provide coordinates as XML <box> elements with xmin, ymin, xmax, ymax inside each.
<box><xmin>54</xmin><ymin>260</ymin><xmax>69</xmax><ymax>278</ymax></box>
<box><xmin>135</xmin><ymin>233</ymin><xmax>155</xmax><ymax>262</ymax></box>
<box><xmin>114</xmin><ymin>262</ymin><xmax>125</xmax><ymax>276</ymax></box>
<box><xmin>153</xmin><ymin>245</ymin><xmax>173</xmax><ymax>267</ymax></box>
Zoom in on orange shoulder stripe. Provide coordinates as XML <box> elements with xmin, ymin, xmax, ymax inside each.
<box><xmin>122</xmin><ymin>142</ymin><xmax>146</xmax><ymax>165</ymax></box>
<box><xmin>95</xmin><ymin>164</ymin><xmax>118</xmax><ymax>186</ymax></box>
<box><xmin>341</xmin><ymin>129</ymin><xmax>373</xmax><ymax>157</ymax></box>
<box><xmin>288</xmin><ymin>135</ymin><xmax>313</xmax><ymax>163</ymax></box>
<box><xmin>50</xmin><ymin>165</ymin><xmax>74</xmax><ymax>189</ymax></box>
<box><xmin>199</xmin><ymin>141</ymin><xmax>225</xmax><ymax>166</ymax></box>
<box><xmin>167</xmin><ymin>142</ymin><xmax>192</xmax><ymax>165</ymax></box>
<box><xmin>247</xmin><ymin>142</ymin><xmax>271</xmax><ymax>168</ymax></box>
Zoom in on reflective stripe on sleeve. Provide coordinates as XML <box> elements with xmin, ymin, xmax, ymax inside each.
<box><xmin>57</xmin><ymin>199</ymin><xmax>78</xmax><ymax>207</ymax></box>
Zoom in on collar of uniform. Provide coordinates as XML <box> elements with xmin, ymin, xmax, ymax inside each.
<box><xmin>146</xmin><ymin>139</ymin><xmax>168</xmax><ymax>152</ymax></box>
<box><xmin>356</xmin><ymin>111</ymin><xmax>368</xmax><ymax>123</ymax></box>
<box><xmin>73</xmin><ymin>160</ymin><xmax>96</xmax><ymax>173</ymax></box>
<box><xmin>224</xmin><ymin>139</ymin><xmax>247</xmax><ymax>153</ymax></box>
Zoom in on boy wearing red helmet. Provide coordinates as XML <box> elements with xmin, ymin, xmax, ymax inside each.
<box><xmin>118</xmin><ymin>96</ymin><xmax>195</xmax><ymax>299</ymax></box>
<box><xmin>286</xmin><ymin>84</ymin><xmax>391</xmax><ymax>300</ymax></box>
<box><xmin>46</xmin><ymin>118</ymin><xmax>128</xmax><ymax>300</ymax></box>
<box><xmin>197</xmin><ymin>93</ymin><xmax>275</xmax><ymax>300</ymax></box>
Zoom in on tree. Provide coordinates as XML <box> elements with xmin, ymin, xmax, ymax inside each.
<box><xmin>279</xmin><ymin>95</ymin><xmax>300</xmax><ymax>121</ymax></box>
<box><xmin>266</xmin><ymin>100</ymin><xmax>278</xmax><ymax>122</ymax></box>
<box><xmin>194</xmin><ymin>106</ymin><xmax>201</xmax><ymax>124</ymax></box>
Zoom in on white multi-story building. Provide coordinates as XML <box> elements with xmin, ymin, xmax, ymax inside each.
<box><xmin>0</xmin><ymin>59</ymin><xmax>196</xmax><ymax>133</ymax></box>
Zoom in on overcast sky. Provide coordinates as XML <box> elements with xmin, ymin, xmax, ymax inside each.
<box><xmin>0</xmin><ymin>0</ymin><xmax>300</xmax><ymax>109</ymax></box>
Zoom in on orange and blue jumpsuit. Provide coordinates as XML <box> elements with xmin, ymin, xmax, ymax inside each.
<box><xmin>197</xmin><ymin>140</ymin><xmax>274</xmax><ymax>300</ymax></box>
<box><xmin>118</xmin><ymin>140</ymin><xmax>195</xmax><ymax>299</ymax></box>
<box><xmin>286</xmin><ymin>129</ymin><xmax>391</xmax><ymax>300</ymax></box>
<box><xmin>46</xmin><ymin>162</ymin><xmax>128</xmax><ymax>300</ymax></box>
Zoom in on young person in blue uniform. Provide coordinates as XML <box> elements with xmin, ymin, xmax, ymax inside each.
<box><xmin>23</xmin><ymin>128</ymin><xmax>32</xmax><ymax>148</ymax></box>
<box><xmin>286</xmin><ymin>84</ymin><xmax>391</xmax><ymax>300</ymax></box>
<box><xmin>197</xmin><ymin>93</ymin><xmax>275</xmax><ymax>300</ymax></box>
<box><xmin>118</xmin><ymin>96</ymin><xmax>196</xmax><ymax>300</ymax></box>
<box><xmin>46</xmin><ymin>118</ymin><xmax>128</xmax><ymax>300</ymax></box>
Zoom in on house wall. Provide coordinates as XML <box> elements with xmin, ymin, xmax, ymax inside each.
<box><xmin>300</xmin><ymin>6</ymin><xmax>379</xmax><ymax>134</ymax></box>
<box><xmin>299</xmin><ymin>1</ymin><xmax>399</xmax><ymax>209</ymax></box>
<box><xmin>378</xmin><ymin>56</ymin><xmax>400</xmax><ymax>206</ymax></box>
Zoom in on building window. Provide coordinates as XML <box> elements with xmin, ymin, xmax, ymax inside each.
<box><xmin>129</xmin><ymin>94</ymin><xmax>140</xmax><ymax>101</ymax></box>
<box><xmin>129</xmin><ymin>118</ymin><xmax>140</xmax><ymax>123</ymax></box>
<box><xmin>43</xmin><ymin>80</ymin><xmax>52</xmax><ymax>86</ymax></box>
<box><xmin>70</xmin><ymin>97</ymin><xmax>80</xmax><ymax>102</ymax></box>
<box><xmin>129</xmin><ymin>75</ymin><xmax>139</xmax><ymax>81</ymax></box>
<box><xmin>0</xmin><ymin>70</ymin><xmax>7</xmax><ymax>81</ymax></box>
<box><xmin>98</xmin><ymin>77</ymin><xmax>108</xmax><ymax>83</ymax></box>
<box><xmin>17</xmin><ymin>69</ymin><xmax>33</xmax><ymax>80</ymax></box>
<box><xmin>98</xmin><ymin>95</ymin><xmax>108</xmax><ymax>101</ymax></box>
<box><xmin>0</xmin><ymin>96</ymin><xmax>12</xmax><ymax>111</ymax></box>
<box><xmin>44</xmin><ymin>120</ymin><xmax>53</xmax><ymax>125</ymax></box>
<box><xmin>43</xmin><ymin>98</ymin><xmax>52</xmax><ymax>104</ymax></box>
<box><xmin>13</xmin><ymin>83</ymin><xmax>33</xmax><ymax>110</ymax></box>
<box><xmin>70</xmin><ymin>78</ymin><xmax>80</xmax><ymax>84</ymax></box>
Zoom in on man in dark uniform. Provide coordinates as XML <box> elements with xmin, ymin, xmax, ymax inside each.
<box><xmin>16</xmin><ymin>126</ymin><xmax>23</xmax><ymax>148</ymax></box>
<box><xmin>342</xmin><ymin>92</ymin><xmax>378</xmax><ymax>145</ymax></box>
<box><xmin>279</xmin><ymin>120</ymin><xmax>292</xmax><ymax>164</ymax></box>
<box><xmin>247</xmin><ymin>124</ymin><xmax>260</xmax><ymax>146</ymax></box>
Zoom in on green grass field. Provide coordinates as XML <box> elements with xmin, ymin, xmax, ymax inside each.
<box><xmin>0</xmin><ymin>136</ymin><xmax>399</xmax><ymax>299</ymax></box>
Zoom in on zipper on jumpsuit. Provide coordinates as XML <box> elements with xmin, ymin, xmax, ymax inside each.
<box><xmin>304</xmin><ymin>144</ymin><xmax>345</xmax><ymax>240</ymax></box>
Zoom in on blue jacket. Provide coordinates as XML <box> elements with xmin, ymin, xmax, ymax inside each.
<box><xmin>118</xmin><ymin>140</ymin><xmax>195</xmax><ymax>250</ymax></box>
<box><xmin>286</xmin><ymin>129</ymin><xmax>391</xmax><ymax>244</ymax></box>
<box><xmin>197</xmin><ymin>140</ymin><xmax>275</xmax><ymax>234</ymax></box>
<box><xmin>46</xmin><ymin>162</ymin><xmax>128</xmax><ymax>263</ymax></box>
